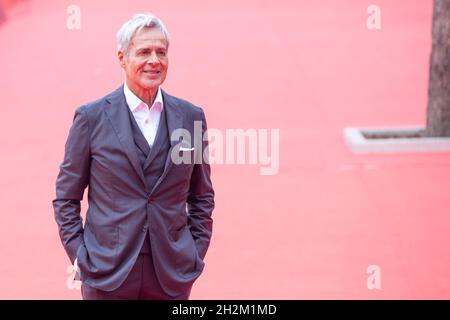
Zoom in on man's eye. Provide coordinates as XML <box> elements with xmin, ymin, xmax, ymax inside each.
<box><xmin>158</xmin><ymin>51</ymin><xmax>166</xmax><ymax>56</ymax></box>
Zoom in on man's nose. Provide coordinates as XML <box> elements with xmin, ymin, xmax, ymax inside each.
<box><xmin>147</xmin><ymin>51</ymin><xmax>159</xmax><ymax>64</ymax></box>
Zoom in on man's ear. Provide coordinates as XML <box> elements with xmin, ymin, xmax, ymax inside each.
<box><xmin>118</xmin><ymin>51</ymin><xmax>126</xmax><ymax>68</ymax></box>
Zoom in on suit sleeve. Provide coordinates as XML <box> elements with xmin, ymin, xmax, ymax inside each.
<box><xmin>187</xmin><ymin>109</ymin><xmax>215</xmax><ymax>260</ymax></box>
<box><xmin>52</xmin><ymin>106</ymin><xmax>90</xmax><ymax>264</ymax></box>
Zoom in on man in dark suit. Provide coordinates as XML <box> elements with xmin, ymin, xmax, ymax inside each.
<box><xmin>53</xmin><ymin>13</ymin><xmax>214</xmax><ymax>300</ymax></box>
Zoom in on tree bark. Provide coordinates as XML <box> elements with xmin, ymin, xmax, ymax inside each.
<box><xmin>425</xmin><ymin>0</ymin><xmax>450</xmax><ymax>137</ymax></box>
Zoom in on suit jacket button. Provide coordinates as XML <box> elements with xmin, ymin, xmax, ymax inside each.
<box><xmin>142</xmin><ymin>225</ymin><xmax>148</xmax><ymax>232</ymax></box>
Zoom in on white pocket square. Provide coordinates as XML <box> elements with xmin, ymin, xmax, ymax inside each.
<box><xmin>179</xmin><ymin>146</ymin><xmax>195</xmax><ymax>152</ymax></box>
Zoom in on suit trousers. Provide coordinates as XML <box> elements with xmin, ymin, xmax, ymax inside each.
<box><xmin>81</xmin><ymin>232</ymin><xmax>192</xmax><ymax>300</ymax></box>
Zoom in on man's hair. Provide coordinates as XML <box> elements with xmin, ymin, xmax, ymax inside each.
<box><xmin>117</xmin><ymin>13</ymin><xmax>170</xmax><ymax>55</ymax></box>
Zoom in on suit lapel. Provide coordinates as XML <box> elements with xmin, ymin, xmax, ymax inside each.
<box><xmin>149</xmin><ymin>90</ymin><xmax>183</xmax><ymax>195</ymax></box>
<box><xmin>104</xmin><ymin>86</ymin><xmax>147</xmax><ymax>188</ymax></box>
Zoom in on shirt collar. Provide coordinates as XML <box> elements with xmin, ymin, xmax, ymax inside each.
<box><xmin>123</xmin><ymin>82</ymin><xmax>163</xmax><ymax>113</ymax></box>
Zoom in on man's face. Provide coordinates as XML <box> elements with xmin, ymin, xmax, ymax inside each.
<box><xmin>118</xmin><ymin>27</ymin><xmax>169</xmax><ymax>92</ymax></box>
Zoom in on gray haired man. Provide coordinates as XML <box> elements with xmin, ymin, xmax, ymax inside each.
<box><xmin>53</xmin><ymin>13</ymin><xmax>214</xmax><ymax>300</ymax></box>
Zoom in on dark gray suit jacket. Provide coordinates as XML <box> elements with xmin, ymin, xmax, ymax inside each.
<box><xmin>53</xmin><ymin>85</ymin><xmax>214</xmax><ymax>297</ymax></box>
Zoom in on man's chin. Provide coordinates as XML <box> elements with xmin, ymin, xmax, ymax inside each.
<box><xmin>138</xmin><ymin>80</ymin><xmax>162</xmax><ymax>91</ymax></box>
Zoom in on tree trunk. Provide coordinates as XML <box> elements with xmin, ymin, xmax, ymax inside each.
<box><xmin>425</xmin><ymin>0</ymin><xmax>450</xmax><ymax>137</ymax></box>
